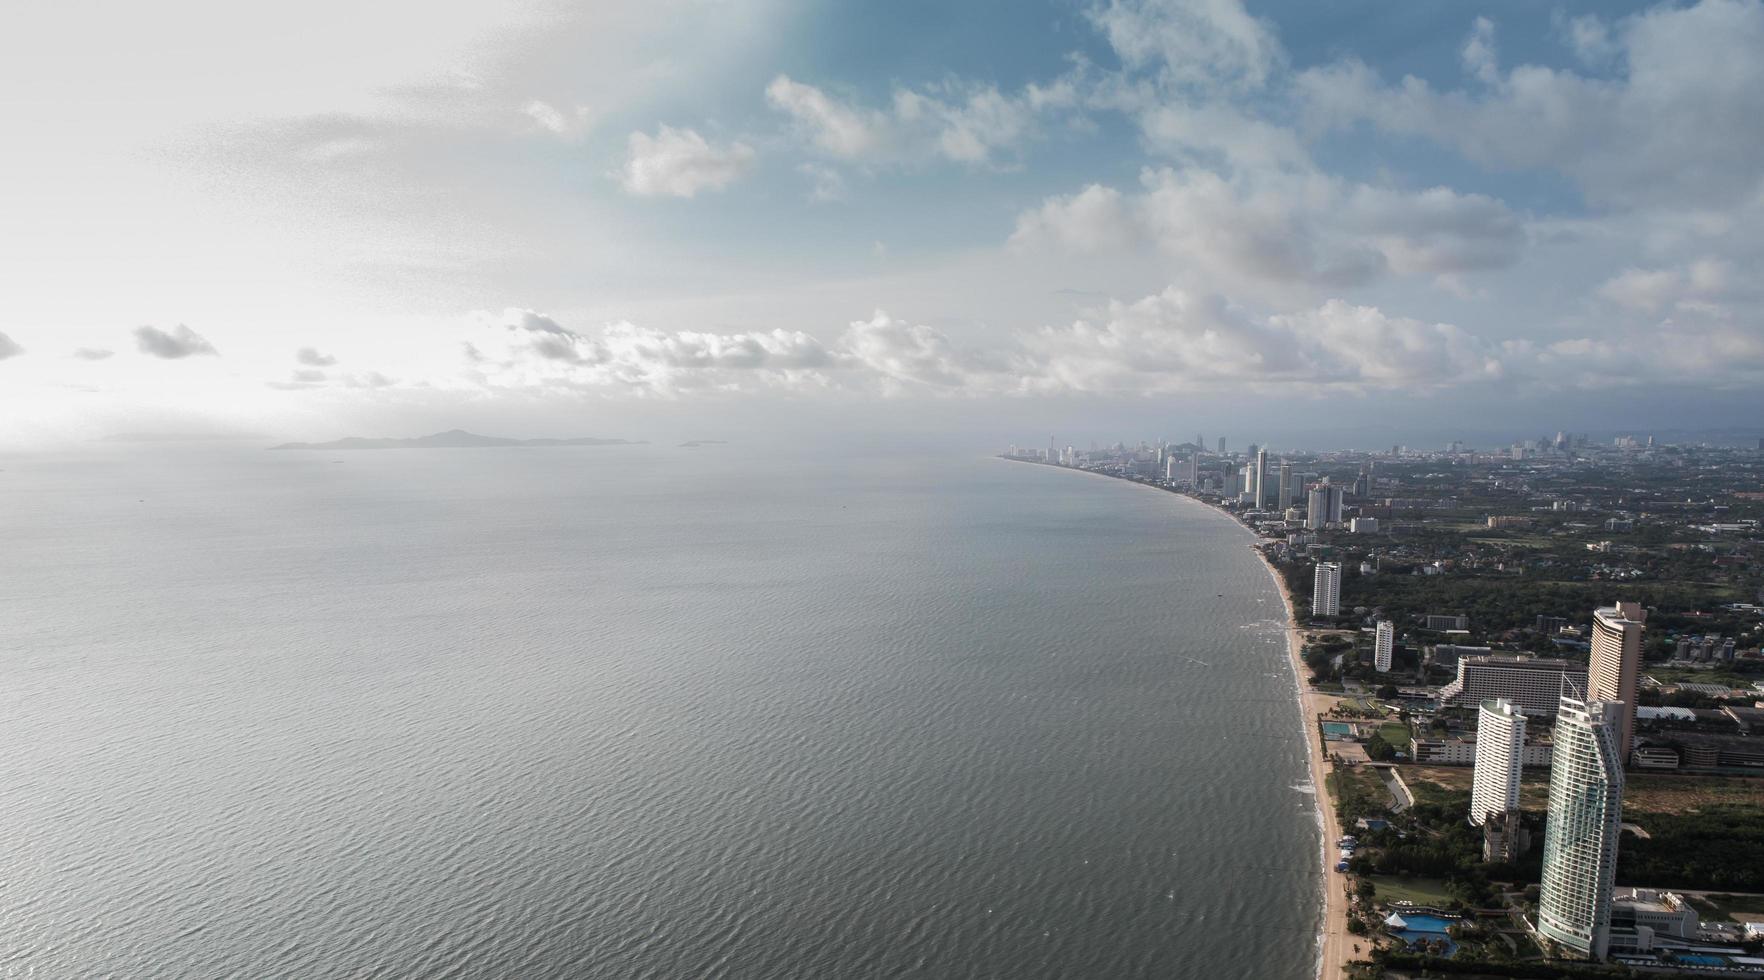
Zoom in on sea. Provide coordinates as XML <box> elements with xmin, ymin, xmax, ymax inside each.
<box><xmin>0</xmin><ymin>444</ymin><xmax>1319</xmax><ymax>978</ymax></box>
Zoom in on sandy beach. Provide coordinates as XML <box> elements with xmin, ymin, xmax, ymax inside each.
<box><xmin>1259</xmin><ymin>553</ymin><xmax>1354</xmax><ymax>980</ymax></box>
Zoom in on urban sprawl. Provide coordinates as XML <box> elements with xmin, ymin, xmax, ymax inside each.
<box><xmin>1004</xmin><ymin>433</ymin><xmax>1764</xmax><ymax>979</ymax></box>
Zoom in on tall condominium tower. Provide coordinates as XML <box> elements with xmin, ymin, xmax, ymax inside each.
<box><xmin>1537</xmin><ymin>681</ymin><xmax>1626</xmax><ymax>960</ymax></box>
<box><xmin>1374</xmin><ymin>620</ymin><xmax>1394</xmax><ymax>672</ymax></box>
<box><xmin>1165</xmin><ymin>455</ymin><xmax>1179</xmax><ymax>481</ymax></box>
<box><xmin>1217</xmin><ymin>436</ymin><xmax>1226</xmax><ymax>454</ymax></box>
<box><xmin>1277</xmin><ymin>460</ymin><xmax>1294</xmax><ymax>510</ymax></box>
<box><xmin>1470</xmin><ymin>699</ymin><xmax>1526</xmax><ymax>826</ymax></box>
<box><xmin>1589</xmin><ymin>602</ymin><xmax>1646</xmax><ymax>760</ymax></box>
<box><xmin>1313</xmin><ymin>562</ymin><xmax>1342</xmax><ymax>617</ymax></box>
<box><xmin>1253</xmin><ymin>447</ymin><xmax>1269</xmax><ymax>509</ymax></box>
<box><xmin>1305</xmin><ymin>483</ymin><xmax>1344</xmax><ymax>529</ymax></box>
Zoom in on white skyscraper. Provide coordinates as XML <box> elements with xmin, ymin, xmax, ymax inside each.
<box><xmin>1374</xmin><ymin>620</ymin><xmax>1394</xmax><ymax>672</ymax></box>
<box><xmin>1537</xmin><ymin>681</ymin><xmax>1626</xmax><ymax>960</ymax></box>
<box><xmin>1470</xmin><ymin>699</ymin><xmax>1526</xmax><ymax>826</ymax></box>
<box><xmin>1589</xmin><ymin>602</ymin><xmax>1645</xmax><ymax>761</ymax></box>
<box><xmin>1312</xmin><ymin>562</ymin><xmax>1341</xmax><ymax>617</ymax></box>
<box><xmin>1252</xmin><ymin>447</ymin><xmax>1269</xmax><ymax>510</ymax></box>
<box><xmin>1165</xmin><ymin>455</ymin><xmax>1179</xmax><ymax>481</ymax></box>
<box><xmin>1277</xmin><ymin>460</ymin><xmax>1294</xmax><ymax>510</ymax></box>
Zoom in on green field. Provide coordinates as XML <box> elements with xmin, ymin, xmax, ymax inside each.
<box><xmin>1368</xmin><ymin>875</ymin><xmax>1456</xmax><ymax>907</ymax></box>
<box><xmin>1378</xmin><ymin>722</ymin><xmax>1412</xmax><ymax>746</ymax></box>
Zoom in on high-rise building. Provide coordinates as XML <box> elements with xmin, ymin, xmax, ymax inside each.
<box><xmin>1439</xmin><ymin>655</ymin><xmax>1589</xmax><ymax>718</ymax></box>
<box><xmin>1165</xmin><ymin>455</ymin><xmax>1179</xmax><ymax>481</ymax></box>
<box><xmin>1217</xmin><ymin>437</ymin><xmax>1226</xmax><ymax>454</ymax></box>
<box><xmin>1537</xmin><ymin>681</ymin><xmax>1626</xmax><ymax>960</ymax></box>
<box><xmin>1312</xmin><ymin>562</ymin><xmax>1342</xmax><ymax>617</ymax></box>
<box><xmin>1277</xmin><ymin>461</ymin><xmax>1294</xmax><ymax>510</ymax></box>
<box><xmin>1471</xmin><ymin>699</ymin><xmax>1526</xmax><ymax>826</ymax></box>
<box><xmin>1221</xmin><ymin>462</ymin><xmax>1237</xmax><ymax>495</ymax></box>
<box><xmin>1589</xmin><ymin>602</ymin><xmax>1646</xmax><ymax>760</ymax></box>
<box><xmin>1252</xmin><ymin>447</ymin><xmax>1269</xmax><ymax>510</ymax></box>
<box><xmin>1182</xmin><ymin>454</ymin><xmax>1198</xmax><ymax>484</ymax></box>
<box><xmin>1374</xmin><ymin>620</ymin><xmax>1394</xmax><ymax>672</ymax></box>
<box><xmin>1305</xmin><ymin>483</ymin><xmax>1344</xmax><ymax>529</ymax></box>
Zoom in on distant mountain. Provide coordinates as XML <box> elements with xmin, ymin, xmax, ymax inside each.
<box><xmin>269</xmin><ymin>429</ymin><xmax>643</xmax><ymax>451</ymax></box>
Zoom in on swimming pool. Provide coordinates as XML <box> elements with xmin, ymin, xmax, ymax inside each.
<box><xmin>1385</xmin><ymin>912</ymin><xmax>1459</xmax><ymax>957</ymax></box>
<box><xmin>1674</xmin><ymin>954</ymin><xmax>1728</xmax><ymax>966</ymax></box>
<box><xmin>1322</xmin><ymin>721</ymin><xmax>1354</xmax><ymax>739</ymax></box>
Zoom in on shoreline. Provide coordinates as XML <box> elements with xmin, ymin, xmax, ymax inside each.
<box><xmin>997</xmin><ymin>457</ymin><xmax>1350</xmax><ymax>980</ymax></box>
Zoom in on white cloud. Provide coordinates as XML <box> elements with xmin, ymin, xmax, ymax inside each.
<box><xmin>1461</xmin><ymin>17</ymin><xmax>1499</xmax><ymax>85</ymax></box>
<box><xmin>797</xmin><ymin>162</ymin><xmax>847</xmax><ymax>203</ymax></box>
<box><xmin>1296</xmin><ymin>0</ymin><xmax>1764</xmax><ymax>210</ymax></box>
<box><xmin>0</xmin><ymin>331</ymin><xmax>22</xmax><ymax>360</ymax></box>
<box><xmin>134</xmin><ymin>324</ymin><xmax>218</xmax><ymax>359</ymax></box>
<box><xmin>522</xmin><ymin>100</ymin><xmax>593</xmax><ymax>140</ymax></box>
<box><xmin>297</xmin><ymin>346</ymin><xmax>338</xmax><ymax>367</ymax></box>
<box><xmin>72</xmin><ymin>347</ymin><xmax>113</xmax><ymax>361</ymax></box>
<box><xmin>765</xmin><ymin>73</ymin><xmax>1070</xmax><ymax>168</ymax></box>
<box><xmin>619</xmin><ymin>125</ymin><xmax>756</xmax><ymax>198</ymax></box>
<box><xmin>1020</xmin><ymin>289</ymin><xmax>1501</xmax><ymax>395</ymax></box>
<box><xmin>1087</xmin><ymin>0</ymin><xmax>1282</xmax><ymax>91</ymax></box>
<box><xmin>1011</xmin><ymin>168</ymin><xmax>1523</xmax><ymax>296</ymax></box>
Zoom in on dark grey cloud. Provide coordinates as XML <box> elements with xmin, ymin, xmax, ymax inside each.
<box><xmin>72</xmin><ymin>347</ymin><xmax>114</xmax><ymax>360</ymax></box>
<box><xmin>0</xmin><ymin>332</ymin><xmax>22</xmax><ymax>360</ymax></box>
<box><xmin>296</xmin><ymin>346</ymin><xmax>338</xmax><ymax>367</ymax></box>
<box><xmin>134</xmin><ymin>324</ymin><xmax>218</xmax><ymax>359</ymax></box>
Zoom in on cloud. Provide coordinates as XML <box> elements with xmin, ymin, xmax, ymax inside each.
<box><xmin>1596</xmin><ymin>258</ymin><xmax>1734</xmax><ymax>314</ymax></box>
<box><xmin>469</xmin><ymin>308</ymin><xmax>840</xmax><ymax>395</ymax></box>
<box><xmin>1011</xmin><ymin>168</ymin><xmax>1523</xmax><ymax>295</ymax></box>
<box><xmin>296</xmin><ymin>346</ymin><xmax>338</xmax><ymax>366</ymax></box>
<box><xmin>1086</xmin><ymin>0</ymin><xmax>1283</xmax><ymax>92</ymax></box>
<box><xmin>134</xmin><ymin>324</ymin><xmax>218</xmax><ymax>359</ymax></box>
<box><xmin>1020</xmin><ymin>289</ymin><xmax>1503</xmax><ymax>395</ymax></box>
<box><xmin>72</xmin><ymin>347</ymin><xmax>114</xmax><ymax>360</ymax></box>
<box><xmin>522</xmin><ymin>100</ymin><xmax>593</xmax><ymax>140</ymax></box>
<box><xmin>618</xmin><ymin>125</ymin><xmax>755</xmax><ymax>198</ymax></box>
<box><xmin>1296</xmin><ymin>0</ymin><xmax>1764</xmax><ymax>210</ymax></box>
<box><xmin>797</xmin><ymin>162</ymin><xmax>847</xmax><ymax>203</ymax></box>
<box><xmin>1461</xmin><ymin>17</ymin><xmax>1499</xmax><ymax>85</ymax></box>
<box><xmin>0</xmin><ymin>332</ymin><xmax>22</xmax><ymax>360</ymax></box>
<box><xmin>765</xmin><ymin>73</ymin><xmax>1070</xmax><ymax>168</ymax></box>
<box><xmin>840</xmin><ymin>312</ymin><xmax>1010</xmax><ymax>389</ymax></box>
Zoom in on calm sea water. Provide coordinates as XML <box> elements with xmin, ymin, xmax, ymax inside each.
<box><xmin>0</xmin><ymin>445</ymin><xmax>1318</xmax><ymax>978</ymax></box>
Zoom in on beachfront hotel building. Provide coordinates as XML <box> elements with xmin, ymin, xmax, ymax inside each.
<box><xmin>1470</xmin><ymin>699</ymin><xmax>1525</xmax><ymax>826</ymax></box>
<box><xmin>1438</xmin><ymin>654</ymin><xmax>1588</xmax><ymax>718</ymax></box>
<box><xmin>1312</xmin><ymin>562</ymin><xmax>1342</xmax><ymax>617</ymax></box>
<box><xmin>1537</xmin><ymin>680</ymin><xmax>1626</xmax><ymax>960</ymax></box>
<box><xmin>1252</xmin><ymin>447</ymin><xmax>1269</xmax><ymax>509</ymax></box>
<box><xmin>1590</xmin><ymin>602</ymin><xmax>1646</xmax><ymax>760</ymax></box>
<box><xmin>1277</xmin><ymin>460</ymin><xmax>1294</xmax><ymax>510</ymax></box>
<box><xmin>1374</xmin><ymin>620</ymin><xmax>1394</xmax><ymax>672</ymax></box>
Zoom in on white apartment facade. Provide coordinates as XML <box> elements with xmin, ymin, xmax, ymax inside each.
<box><xmin>1470</xmin><ymin>699</ymin><xmax>1525</xmax><ymax>826</ymax></box>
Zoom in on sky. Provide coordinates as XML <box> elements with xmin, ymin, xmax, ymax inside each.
<box><xmin>2</xmin><ymin>0</ymin><xmax>1762</xmax><ymax>448</ymax></box>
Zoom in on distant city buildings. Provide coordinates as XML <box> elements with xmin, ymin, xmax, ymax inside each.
<box><xmin>1470</xmin><ymin>699</ymin><xmax>1525</xmax><ymax>826</ymax></box>
<box><xmin>1589</xmin><ymin>602</ymin><xmax>1646</xmax><ymax>760</ymax></box>
<box><xmin>1374</xmin><ymin>620</ymin><xmax>1394</xmax><ymax>672</ymax></box>
<box><xmin>1313</xmin><ymin>562</ymin><xmax>1342</xmax><ymax>617</ymax></box>
<box><xmin>1349</xmin><ymin>517</ymin><xmax>1379</xmax><ymax>534</ymax></box>
<box><xmin>1538</xmin><ymin>681</ymin><xmax>1626</xmax><ymax>960</ymax></box>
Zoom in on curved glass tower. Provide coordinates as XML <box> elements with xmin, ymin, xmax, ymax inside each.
<box><xmin>1536</xmin><ymin>680</ymin><xmax>1625</xmax><ymax>960</ymax></box>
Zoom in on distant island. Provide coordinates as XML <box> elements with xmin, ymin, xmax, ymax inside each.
<box><xmin>678</xmin><ymin>440</ymin><xmax>729</xmax><ymax>448</ymax></box>
<box><xmin>269</xmin><ymin>429</ymin><xmax>644</xmax><ymax>451</ymax></box>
